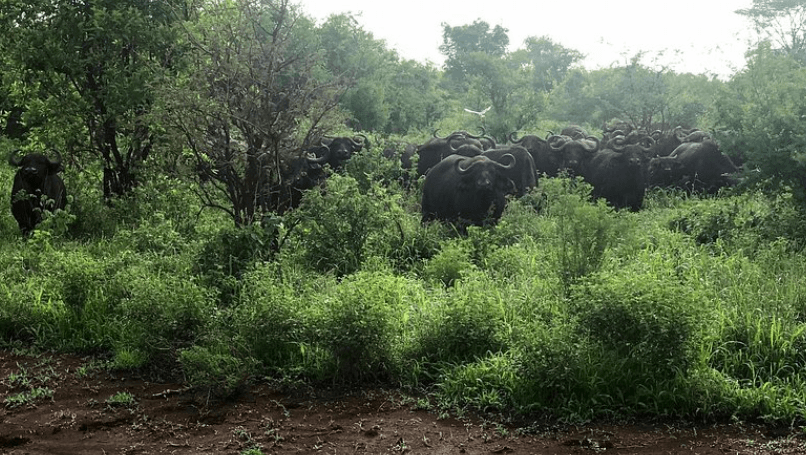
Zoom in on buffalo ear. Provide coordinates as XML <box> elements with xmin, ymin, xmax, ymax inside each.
<box><xmin>498</xmin><ymin>176</ymin><xmax>517</xmax><ymax>194</ymax></box>
<box><xmin>48</xmin><ymin>161</ymin><xmax>64</xmax><ymax>174</ymax></box>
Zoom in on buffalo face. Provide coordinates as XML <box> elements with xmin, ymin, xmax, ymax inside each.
<box><xmin>9</xmin><ymin>150</ymin><xmax>67</xmax><ymax>235</ymax></box>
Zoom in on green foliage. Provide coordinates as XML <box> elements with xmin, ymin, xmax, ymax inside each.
<box><xmin>195</xmin><ymin>222</ymin><xmax>277</xmax><ymax>306</ymax></box>
<box><xmin>231</xmin><ymin>263</ymin><xmax>307</xmax><ymax>371</ymax></box>
<box><xmin>421</xmin><ymin>239</ymin><xmax>476</xmax><ymax>287</ymax></box>
<box><xmin>570</xmin><ymin>270</ymin><xmax>707</xmax><ymax>388</ymax></box>
<box><xmin>105</xmin><ymin>391</ymin><xmax>136</xmax><ymax>409</ymax></box>
<box><xmin>179</xmin><ymin>344</ymin><xmax>254</xmax><ymax>398</ymax></box>
<box><xmin>306</xmin><ymin>270</ymin><xmax>415</xmax><ymax>383</ymax></box>
<box><xmin>666</xmin><ymin>190</ymin><xmax>806</xmax><ymax>252</ymax></box>
<box><xmin>710</xmin><ymin>43</ymin><xmax>806</xmax><ymax>199</ymax></box>
<box><xmin>109</xmin><ymin>269</ymin><xmax>215</xmax><ymax>368</ymax></box>
<box><xmin>407</xmin><ymin>274</ymin><xmax>509</xmax><ymax>371</ymax></box>
<box><xmin>435</xmin><ymin>352</ymin><xmax>519</xmax><ymax>413</ymax></box>
<box><xmin>289</xmin><ymin>174</ymin><xmax>401</xmax><ymax>276</ymax></box>
<box><xmin>542</xmin><ymin>178</ymin><xmax>619</xmax><ymax>291</ymax></box>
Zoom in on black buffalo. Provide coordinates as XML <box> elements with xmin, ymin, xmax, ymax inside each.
<box><xmin>9</xmin><ymin>149</ymin><xmax>67</xmax><ymax>235</ymax></box>
<box><xmin>265</xmin><ymin>148</ymin><xmax>331</xmax><ymax>215</ymax></box>
<box><xmin>649</xmin><ymin>126</ymin><xmax>707</xmax><ymax>157</ymax></box>
<box><xmin>307</xmin><ymin>134</ymin><xmax>369</xmax><ymax>170</ymax></box>
<box><xmin>415</xmin><ymin>130</ymin><xmax>494</xmax><ymax>176</ymax></box>
<box><xmin>583</xmin><ymin>144</ymin><xmax>650</xmax><ymax>212</ymax></box>
<box><xmin>482</xmin><ymin>145</ymin><xmax>537</xmax><ymax>197</ymax></box>
<box><xmin>546</xmin><ymin>133</ymin><xmax>600</xmax><ymax>176</ymax></box>
<box><xmin>421</xmin><ymin>154</ymin><xmax>516</xmax><ymax>230</ymax></box>
<box><xmin>508</xmin><ymin>132</ymin><xmax>560</xmax><ymax>177</ymax></box>
<box><xmin>647</xmin><ymin>140</ymin><xmax>740</xmax><ymax>193</ymax></box>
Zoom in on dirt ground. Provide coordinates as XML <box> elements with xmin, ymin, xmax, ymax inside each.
<box><xmin>2</xmin><ymin>350</ymin><xmax>805</xmax><ymax>455</ymax></box>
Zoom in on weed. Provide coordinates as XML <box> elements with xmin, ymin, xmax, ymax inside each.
<box><xmin>105</xmin><ymin>391</ymin><xmax>137</xmax><ymax>409</ymax></box>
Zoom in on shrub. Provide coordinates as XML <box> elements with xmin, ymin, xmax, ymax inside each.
<box><xmin>306</xmin><ymin>270</ymin><xmax>416</xmax><ymax>383</ymax></box>
<box><xmin>179</xmin><ymin>344</ymin><xmax>255</xmax><ymax>398</ymax></box>
<box><xmin>110</xmin><ymin>269</ymin><xmax>216</xmax><ymax>369</ymax></box>
<box><xmin>408</xmin><ymin>273</ymin><xmax>509</xmax><ymax>370</ymax></box>
<box><xmin>289</xmin><ymin>174</ymin><xmax>401</xmax><ymax>276</ymax></box>
<box><xmin>566</xmin><ymin>269</ymin><xmax>708</xmax><ymax>413</ymax></box>
<box><xmin>231</xmin><ymin>263</ymin><xmax>307</xmax><ymax>372</ymax></box>
<box><xmin>542</xmin><ymin>177</ymin><xmax>618</xmax><ymax>291</ymax></box>
<box><xmin>195</xmin><ymin>222</ymin><xmax>277</xmax><ymax>306</ymax></box>
<box><xmin>421</xmin><ymin>239</ymin><xmax>476</xmax><ymax>287</ymax></box>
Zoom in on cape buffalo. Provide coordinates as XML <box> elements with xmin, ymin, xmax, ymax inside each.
<box><xmin>482</xmin><ymin>146</ymin><xmax>537</xmax><ymax>197</ymax></box>
<box><xmin>307</xmin><ymin>134</ymin><xmax>369</xmax><ymax>170</ymax></box>
<box><xmin>648</xmin><ymin>140</ymin><xmax>740</xmax><ymax>194</ymax></box>
<box><xmin>264</xmin><ymin>147</ymin><xmax>331</xmax><ymax>215</ymax></box>
<box><xmin>508</xmin><ymin>132</ymin><xmax>559</xmax><ymax>177</ymax></box>
<box><xmin>546</xmin><ymin>133</ymin><xmax>600</xmax><ymax>176</ymax></box>
<box><xmin>421</xmin><ymin>154</ymin><xmax>516</xmax><ymax>230</ymax></box>
<box><xmin>583</xmin><ymin>145</ymin><xmax>650</xmax><ymax>212</ymax></box>
<box><xmin>415</xmin><ymin>130</ymin><xmax>493</xmax><ymax>176</ymax></box>
<box><xmin>9</xmin><ymin>149</ymin><xmax>67</xmax><ymax>235</ymax></box>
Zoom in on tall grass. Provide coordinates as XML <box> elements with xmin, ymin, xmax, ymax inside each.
<box><xmin>3</xmin><ymin>158</ymin><xmax>806</xmax><ymax>424</ymax></box>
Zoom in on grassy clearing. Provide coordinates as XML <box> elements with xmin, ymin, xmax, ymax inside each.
<box><xmin>2</xmin><ymin>150</ymin><xmax>806</xmax><ymax>425</ymax></box>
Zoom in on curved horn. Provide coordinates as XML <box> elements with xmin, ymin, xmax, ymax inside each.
<box><xmin>447</xmin><ymin>131</ymin><xmax>469</xmax><ymax>152</ymax></box>
<box><xmin>491</xmin><ymin>153</ymin><xmax>516</xmax><ymax>170</ymax></box>
<box><xmin>456</xmin><ymin>156</ymin><xmax>485</xmax><ymax>174</ymax></box>
<box><xmin>611</xmin><ymin>135</ymin><xmax>627</xmax><ymax>151</ymax></box>
<box><xmin>547</xmin><ymin>134</ymin><xmax>569</xmax><ymax>150</ymax></box>
<box><xmin>432</xmin><ymin>128</ymin><xmax>441</xmax><ymax>139</ymax></box>
<box><xmin>466</xmin><ymin>128</ymin><xmax>496</xmax><ymax>149</ymax></box>
<box><xmin>305</xmin><ymin>143</ymin><xmax>330</xmax><ymax>164</ymax></box>
<box><xmin>673</xmin><ymin>126</ymin><xmax>686</xmax><ymax>141</ymax></box>
<box><xmin>351</xmin><ymin>133</ymin><xmax>369</xmax><ymax>149</ymax></box>
<box><xmin>508</xmin><ymin>131</ymin><xmax>522</xmax><ymax>144</ymax></box>
<box><xmin>48</xmin><ymin>148</ymin><xmax>63</xmax><ymax>166</ymax></box>
<box><xmin>581</xmin><ymin>136</ymin><xmax>600</xmax><ymax>152</ymax></box>
<box><xmin>8</xmin><ymin>149</ymin><xmax>24</xmax><ymax>166</ymax></box>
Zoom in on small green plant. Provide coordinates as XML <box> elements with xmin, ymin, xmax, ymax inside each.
<box><xmin>179</xmin><ymin>345</ymin><xmax>254</xmax><ymax>399</ymax></box>
<box><xmin>4</xmin><ymin>387</ymin><xmax>54</xmax><ymax>408</ymax></box>
<box><xmin>105</xmin><ymin>391</ymin><xmax>137</xmax><ymax>409</ymax></box>
<box><xmin>543</xmin><ymin>178</ymin><xmax>618</xmax><ymax>292</ymax></box>
<box><xmin>421</xmin><ymin>239</ymin><xmax>475</xmax><ymax>287</ymax></box>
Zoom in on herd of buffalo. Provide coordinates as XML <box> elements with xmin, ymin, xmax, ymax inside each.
<box><xmin>412</xmin><ymin>124</ymin><xmax>741</xmax><ymax>229</ymax></box>
<box><xmin>6</xmin><ymin>125</ymin><xmax>741</xmax><ymax>235</ymax></box>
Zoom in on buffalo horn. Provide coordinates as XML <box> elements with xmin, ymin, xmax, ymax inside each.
<box><xmin>547</xmin><ymin>134</ymin><xmax>569</xmax><ymax>150</ymax></box>
<box><xmin>305</xmin><ymin>143</ymin><xmax>330</xmax><ymax>163</ymax></box>
<box><xmin>455</xmin><ymin>156</ymin><xmax>486</xmax><ymax>174</ymax></box>
<box><xmin>48</xmin><ymin>149</ymin><xmax>63</xmax><ymax>166</ymax></box>
<box><xmin>492</xmin><ymin>153</ymin><xmax>516</xmax><ymax>170</ymax></box>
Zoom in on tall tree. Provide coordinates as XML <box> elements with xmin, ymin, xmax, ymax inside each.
<box><xmin>162</xmin><ymin>0</ymin><xmax>347</xmax><ymax>226</ymax></box>
<box><xmin>440</xmin><ymin>19</ymin><xmax>509</xmax><ymax>86</ymax></box>
<box><xmin>517</xmin><ymin>36</ymin><xmax>584</xmax><ymax>93</ymax></box>
<box><xmin>710</xmin><ymin>42</ymin><xmax>806</xmax><ymax>197</ymax></box>
<box><xmin>737</xmin><ymin>0</ymin><xmax>806</xmax><ymax>64</ymax></box>
<box><xmin>0</xmin><ymin>0</ymin><xmax>192</xmax><ymax>198</ymax></box>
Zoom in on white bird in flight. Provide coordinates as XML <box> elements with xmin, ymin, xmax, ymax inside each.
<box><xmin>463</xmin><ymin>106</ymin><xmax>492</xmax><ymax>117</ymax></box>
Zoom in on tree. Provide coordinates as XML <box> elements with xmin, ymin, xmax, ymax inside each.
<box><xmin>440</xmin><ymin>19</ymin><xmax>509</xmax><ymax>87</ymax></box>
<box><xmin>710</xmin><ymin>42</ymin><xmax>806</xmax><ymax>198</ymax></box>
<box><xmin>737</xmin><ymin>0</ymin><xmax>806</xmax><ymax>64</ymax></box>
<box><xmin>516</xmin><ymin>36</ymin><xmax>584</xmax><ymax>93</ymax></box>
<box><xmin>317</xmin><ymin>13</ymin><xmax>396</xmax><ymax>131</ymax></box>
<box><xmin>0</xmin><ymin>0</ymin><xmax>192</xmax><ymax>198</ymax></box>
<box><xmin>162</xmin><ymin>0</ymin><xmax>347</xmax><ymax>227</ymax></box>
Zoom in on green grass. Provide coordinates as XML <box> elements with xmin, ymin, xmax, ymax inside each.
<box><xmin>3</xmin><ymin>163</ymin><xmax>806</xmax><ymax>425</ymax></box>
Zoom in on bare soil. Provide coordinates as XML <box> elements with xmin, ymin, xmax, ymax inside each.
<box><xmin>2</xmin><ymin>350</ymin><xmax>805</xmax><ymax>454</ymax></box>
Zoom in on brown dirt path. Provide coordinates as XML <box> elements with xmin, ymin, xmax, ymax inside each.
<box><xmin>1</xmin><ymin>350</ymin><xmax>804</xmax><ymax>454</ymax></box>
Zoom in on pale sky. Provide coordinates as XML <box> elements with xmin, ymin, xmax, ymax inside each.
<box><xmin>298</xmin><ymin>0</ymin><xmax>757</xmax><ymax>79</ymax></box>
